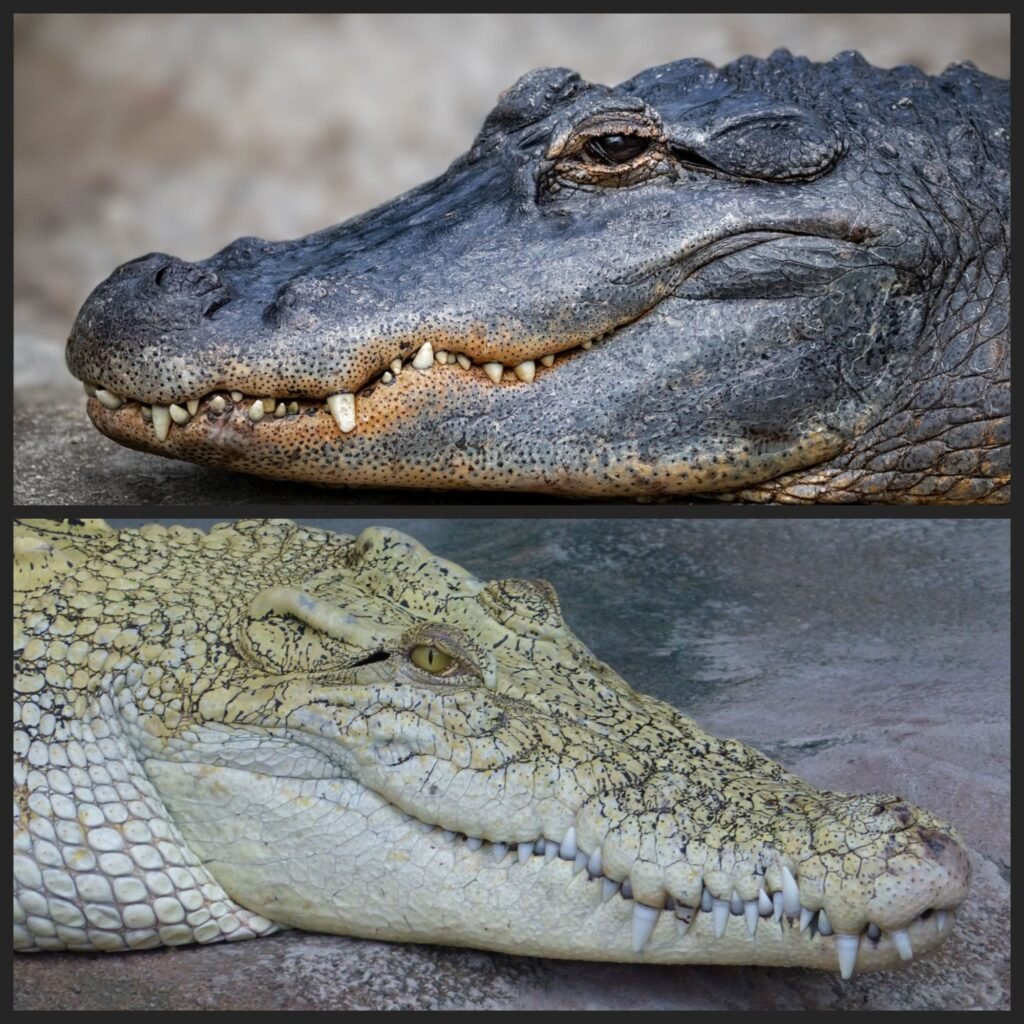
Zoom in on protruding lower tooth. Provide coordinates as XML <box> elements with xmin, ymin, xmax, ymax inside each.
<box><xmin>540</xmin><ymin>354</ymin><xmax>555</xmax><ymax>367</ymax></box>
<box><xmin>466</xmin><ymin>836</ymin><xmax>483</xmax><ymax>851</ymax></box>
<box><xmin>152</xmin><ymin>405</ymin><xmax>171</xmax><ymax>441</ymax></box>
<box><xmin>772</xmin><ymin>892</ymin><xmax>783</xmax><ymax>922</ymax></box>
<box><xmin>517</xmin><ymin>842</ymin><xmax>534</xmax><ymax>864</ymax></box>
<box><xmin>544</xmin><ymin>839</ymin><xmax>557</xmax><ymax>864</ymax></box>
<box><xmin>274</xmin><ymin>402</ymin><xmax>287</xmax><ymax>417</ymax></box>
<box><xmin>482</xmin><ymin>362</ymin><xmax>504</xmax><ymax>384</ymax></box>
<box><xmin>435</xmin><ymin>350</ymin><xmax>449</xmax><ymax>365</ymax></box>
<box><xmin>587</xmin><ymin>847</ymin><xmax>603</xmax><ymax>877</ymax></box>
<box><xmin>558</xmin><ymin>825</ymin><xmax>577</xmax><ymax>860</ymax></box>
<box><xmin>492</xmin><ymin>843</ymin><xmax>508</xmax><ymax>862</ymax></box>
<box><xmin>412</xmin><ymin>342</ymin><xmax>434</xmax><ymax>370</ymax></box>
<box><xmin>781</xmin><ymin>866</ymin><xmax>800</xmax><ymax>916</ymax></box>
<box><xmin>186</xmin><ymin>399</ymin><xmax>200</xmax><ymax>416</ymax></box>
<box><xmin>817</xmin><ymin>908</ymin><xmax>833</xmax><ymax>936</ymax></box>
<box><xmin>602</xmin><ymin>879</ymin><xmax>620</xmax><ymax>902</ymax></box>
<box><xmin>676</xmin><ymin>907</ymin><xmax>694</xmax><ymax>935</ymax></box>
<box><xmin>573</xmin><ymin>851</ymin><xmax>587</xmax><ymax>875</ymax></box>
<box><xmin>632</xmin><ymin>903</ymin><xmax>660</xmax><ymax>953</ymax></box>
<box><xmin>248</xmin><ymin>400</ymin><xmax>265</xmax><ymax>422</ymax></box>
<box><xmin>891</xmin><ymin>929</ymin><xmax>913</xmax><ymax>961</ymax></box>
<box><xmin>701</xmin><ymin>888</ymin><xmax>713</xmax><ymax>913</ymax></box>
<box><xmin>513</xmin><ymin>360</ymin><xmax>535</xmax><ymax>383</ymax></box>
<box><xmin>712</xmin><ymin>898</ymin><xmax>729</xmax><ymax>938</ymax></box>
<box><xmin>800</xmin><ymin>908</ymin><xmax>814</xmax><ymax>933</ymax></box>
<box><xmin>730</xmin><ymin>891</ymin><xmax>743</xmax><ymax>915</ymax></box>
<box><xmin>140</xmin><ymin>405</ymin><xmax>153</xmax><ymax>421</ymax></box>
<box><xmin>866</xmin><ymin>922</ymin><xmax>881</xmax><ymax>940</ymax></box>
<box><xmin>230</xmin><ymin>391</ymin><xmax>243</xmax><ymax>402</ymax></box>
<box><xmin>208</xmin><ymin>395</ymin><xmax>226</xmax><ymax>414</ymax></box>
<box><xmin>936</xmin><ymin>910</ymin><xmax>949</xmax><ymax>931</ymax></box>
<box><xmin>581</xmin><ymin>340</ymin><xmax>593</xmax><ymax>350</ymax></box>
<box><xmin>836</xmin><ymin>933</ymin><xmax>860</xmax><ymax>979</ymax></box>
<box><xmin>95</xmin><ymin>389</ymin><xmax>123</xmax><ymax>410</ymax></box>
<box><xmin>758</xmin><ymin>888</ymin><xmax>773</xmax><ymax>916</ymax></box>
<box><xmin>456</xmin><ymin>353</ymin><xmax>471</xmax><ymax>370</ymax></box>
<box><xmin>169</xmin><ymin>403</ymin><xmax>191</xmax><ymax>425</ymax></box>
<box><xmin>83</xmin><ymin>382</ymin><xmax>97</xmax><ymax>397</ymax></box>
<box><xmin>744</xmin><ymin>900</ymin><xmax>759</xmax><ymax>937</ymax></box>
<box><xmin>326</xmin><ymin>393</ymin><xmax>356</xmax><ymax>434</ymax></box>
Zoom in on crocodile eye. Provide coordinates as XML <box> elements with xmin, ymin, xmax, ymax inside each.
<box><xmin>583</xmin><ymin>134</ymin><xmax>651</xmax><ymax>164</ymax></box>
<box><xmin>409</xmin><ymin>644</ymin><xmax>453</xmax><ymax>674</ymax></box>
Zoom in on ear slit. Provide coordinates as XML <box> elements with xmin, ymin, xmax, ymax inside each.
<box><xmin>668</xmin><ymin>144</ymin><xmax>721</xmax><ymax>172</ymax></box>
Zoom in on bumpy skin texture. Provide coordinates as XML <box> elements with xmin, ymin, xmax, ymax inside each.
<box><xmin>14</xmin><ymin>519</ymin><xmax>969</xmax><ymax>975</ymax></box>
<box><xmin>66</xmin><ymin>51</ymin><xmax>1009</xmax><ymax>502</ymax></box>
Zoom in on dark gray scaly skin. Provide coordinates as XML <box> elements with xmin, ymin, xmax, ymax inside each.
<box><xmin>67</xmin><ymin>51</ymin><xmax>1009</xmax><ymax>502</ymax></box>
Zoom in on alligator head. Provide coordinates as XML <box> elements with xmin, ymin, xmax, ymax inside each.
<box><xmin>65</xmin><ymin>51</ymin><xmax>1009</xmax><ymax>502</ymax></box>
<box><xmin>14</xmin><ymin>519</ymin><xmax>969</xmax><ymax>973</ymax></box>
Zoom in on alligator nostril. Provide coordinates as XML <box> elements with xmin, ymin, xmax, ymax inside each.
<box><xmin>203</xmin><ymin>295</ymin><xmax>231</xmax><ymax>319</ymax></box>
<box><xmin>154</xmin><ymin>264</ymin><xmax>171</xmax><ymax>287</ymax></box>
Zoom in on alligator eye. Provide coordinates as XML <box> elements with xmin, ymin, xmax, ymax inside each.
<box><xmin>410</xmin><ymin>644</ymin><xmax>453</xmax><ymax>674</ymax></box>
<box><xmin>583</xmin><ymin>134</ymin><xmax>651</xmax><ymax>164</ymax></box>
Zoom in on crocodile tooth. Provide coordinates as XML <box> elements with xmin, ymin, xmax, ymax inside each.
<box><xmin>544</xmin><ymin>839</ymin><xmax>558</xmax><ymax>863</ymax></box>
<box><xmin>94</xmin><ymin>389</ymin><xmax>124</xmax><ymax>410</ymax></box>
<box><xmin>730</xmin><ymin>891</ymin><xmax>743</xmax><ymax>915</ymax></box>
<box><xmin>411</xmin><ymin>342</ymin><xmax>434</xmax><ymax>370</ymax></box>
<box><xmin>169</xmin><ymin>403</ymin><xmax>191</xmax><ymax>425</ymax></box>
<box><xmin>248</xmin><ymin>400</ymin><xmax>265</xmax><ymax>423</ymax></box>
<box><xmin>587</xmin><ymin>847</ymin><xmax>603</xmax><ymax>877</ymax></box>
<box><xmin>558</xmin><ymin>825</ymin><xmax>577</xmax><ymax>860</ymax></box>
<box><xmin>866</xmin><ymin>922</ymin><xmax>881</xmax><ymax>940</ymax></box>
<box><xmin>517</xmin><ymin>841</ymin><xmax>534</xmax><ymax>863</ymax></box>
<box><xmin>482</xmin><ymin>362</ymin><xmax>504</xmax><ymax>384</ymax></box>
<box><xmin>936</xmin><ymin>910</ymin><xmax>949</xmax><ymax>931</ymax></box>
<box><xmin>326</xmin><ymin>393</ymin><xmax>356</xmax><ymax>434</ymax></box>
<box><xmin>533</xmin><ymin>838</ymin><xmax>545</xmax><ymax>856</ymax></box>
<box><xmin>274</xmin><ymin>402</ymin><xmax>287</xmax><ymax>418</ymax></box>
<box><xmin>492</xmin><ymin>842</ymin><xmax>508</xmax><ymax>862</ymax></box>
<box><xmin>513</xmin><ymin>360</ymin><xmax>535</xmax><ymax>383</ymax></box>
<box><xmin>466</xmin><ymin>836</ymin><xmax>483</xmax><ymax>851</ymax></box>
<box><xmin>441</xmin><ymin>830</ymin><xmax>456</xmax><ymax>842</ymax></box>
<box><xmin>540</xmin><ymin>354</ymin><xmax>555</xmax><ymax>367</ymax></box>
<box><xmin>573</xmin><ymin>850</ymin><xmax>588</xmax><ymax>875</ymax></box>
<box><xmin>758</xmin><ymin>888</ymin><xmax>773</xmax><ymax>916</ymax></box>
<box><xmin>772</xmin><ymin>891</ymin><xmax>784</xmax><ymax>922</ymax></box>
<box><xmin>781</xmin><ymin>866</ymin><xmax>801</xmax><ymax>916</ymax></box>
<box><xmin>836</xmin><ymin>933</ymin><xmax>860</xmax><ymax>979</ymax></box>
<box><xmin>186</xmin><ymin>399</ymin><xmax>200</xmax><ymax>416</ymax></box>
<box><xmin>744</xmin><ymin>900</ymin><xmax>759</xmax><ymax>937</ymax></box>
<box><xmin>621</xmin><ymin>878</ymin><xmax>633</xmax><ymax>900</ymax></box>
<box><xmin>701</xmin><ymin>888</ymin><xmax>713</xmax><ymax>913</ymax></box>
<box><xmin>455</xmin><ymin>353</ymin><xmax>471</xmax><ymax>370</ymax></box>
<box><xmin>230</xmin><ymin>391</ymin><xmax>243</xmax><ymax>402</ymax></box>
<box><xmin>208</xmin><ymin>395</ymin><xmax>226</xmax><ymax>414</ymax></box>
<box><xmin>151</xmin><ymin>405</ymin><xmax>171</xmax><ymax>441</ymax></box>
<box><xmin>817</xmin><ymin>908</ymin><xmax>833</xmax><ymax>936</ymax></box>
<box><xmin>140</xmin><ymin>405</ymin><xmax>153</xmax><ymax>421</ymax></box>
<box><xmin>800</xmin><ymin>907</ymin><xmax>814</xmax><ymax>933</ymax></box>
<box><xmin>632</xmin><ymin>904</ymin><xmax>660</xmax><ymax>953</ymax></box>
<box><xmin>435</xmin><ymin>350</ymin><xmax>449</xmax><ymax>365</ymax></box>
<box><xmin>676</xmin><ymin>907</ymin><xmax>694</xmax><ymax>935</ymax></box>
<box><xmin>891</xmin><ymin>929</ymin><xmax>913</xmax><ymax>961</ymax></box>
<box><xmin>601</xmin><ymin>878</ymin><xmax>620</xmax><ymax>902</ymax></box>
<box><xmin>711</xmin><ymin>898</ymin><xmax>729</xmax><ymax>938</ymax></box>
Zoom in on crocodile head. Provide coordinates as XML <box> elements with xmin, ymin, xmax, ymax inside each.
<box><xmin>14</xmin><ymin>519</ymin><xmax>970</xmax><ymax>972</ymax></box>
<box><xmin>65</xmin><ymin>51</ymin><xmax>1009</xmax><ymax>502</ymax></box>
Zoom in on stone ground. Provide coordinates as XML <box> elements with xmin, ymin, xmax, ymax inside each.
<box><xmin>13</xmin><ymin>519</ymin><xmax>1009</xmax><ymax>1010</ymax></box>
<box><xmin>12</xmin><ymin>13</ymin><xmax>1010</xmax><ymax>505</ymax></box>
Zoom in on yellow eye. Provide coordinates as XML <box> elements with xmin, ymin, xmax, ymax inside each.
<box><xmin>409</xmin><ymin>644</ymin><xmax>454</xmax><ymax>674</ymax></box>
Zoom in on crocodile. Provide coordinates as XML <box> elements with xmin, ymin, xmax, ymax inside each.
<box><xmin>14</xmin><ymin>518</ymin><xmax>969</xmax><ymax>977</ymax></box>
<box><xmin>65</xmin><ymin>50</ymin><xmax>1009</xmax><ymax>502</ymax></box>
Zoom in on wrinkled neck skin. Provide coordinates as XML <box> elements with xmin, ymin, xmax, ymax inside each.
<box><xmin>66</xmin><ymin>53</ymin><xmax>1009</xmax><ymax>502</ymax></box>
<box><xmin>15</xmin><ymin>520</ymin><xmax>971</xmax><ymax>974</ymax></box>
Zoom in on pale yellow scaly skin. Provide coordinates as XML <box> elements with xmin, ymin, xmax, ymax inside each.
<box><xmin>13</xmin><ymin>519</ymin><xmax>969</xmax><ymax>976</ymax></box>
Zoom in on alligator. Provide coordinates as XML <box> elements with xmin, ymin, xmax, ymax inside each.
<box><xmin>14</xmin><ymin>518</ymin><xmax>970</xmax><ymax>977</ymax></box>
<box><xmin>65</xmin><ymin>51</ymin><xmax>1009</xmax><ymax>502</ymax></box>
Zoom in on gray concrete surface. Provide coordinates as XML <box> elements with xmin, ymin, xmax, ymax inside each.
<box><xmin>12</xmin><ymin>13</ymin><xmax>1010</xmax><ymax>505</ymax></box>
<box><xmin>13</xmin><ymin>519</ymin><xmax>1010</xmax><ymax>1010</ymax></box>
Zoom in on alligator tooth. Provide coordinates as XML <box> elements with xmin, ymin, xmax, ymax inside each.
<box><xmin>540</xmin><ymin>354</ymin><xmax>555</xmax><ymax>367</ymax></box>
<box><xmin>632</xmin><ymin>904</ymin><xmax>660</xmax><ymax>953</ymax></box>
<box><xmin>482</xmin><ymin>362</ymin><xmax>504</xmax><ymax>384</ymax></box>
<box><xmin>581</xmin><ymin>340</ymin><xmax>593</xmax><ymax>350</ymax></box>
<box><xmin>621</xmin><ymin>878</ymin><xmax>633</xmax><ymax>900</ymax></box>
<box><xmin>326</xmin><ymin>393</ymin><xmax>356</xmax><ymax>434</ymax></box>
<box><xmin>169</xmin><ymin>403</ymin><xmax>191</xmax><ymax>425</ymax></box>
<box><xmin>83</xmin><ymin>382</ymin><xmax>97</xmax><ymax>397</ymax></box>
<box><xmin>513</xmin><ymin>360</ymin><xmax>535</xmax><ymax>383</ymax></box>
<box><xmin>781</xmin><ymin>866</ymin><xmax>800</xmax><ymax>916</ymax></box>
<box><xmin>891</xmin><ymin>929</ymin><xmax>913</xmax><ymax>961</ymax></box>
<box><xmin>587</xmin><ymin>847</ymin><xmax>603</xmax><ymax>877</ymax></box>
<box><xmin>800</xmin><ymin>908</ymin><xmax>814</xmax><ymax>933</ymax></box>
<box><xmin>94</xmin><ymin>389</ymin><xmax>124</xmax><ymax>410</ymax></box>
<box><xmin>381</xmin><ymin>371</ymin><xmax>393</xmax><ymax>384</ymax></box>
<box><xmin>274</xmin><ymin>402</ymin><xmax>287</xmax><ymax>417</ymax></box>
<box><xmin>558</xmin><ymin>825</ymin><xmax>577</xmax><ymax>860</ymax></box>
<box><xmin>730</xmin><ymin>891</ymin><xmax>743</xmax><ymax>915</ymax></box>
<box><xmin>230</xmin><ymin>391</ymin><xmax>243</xmax><ymax>402</ymax></box>
<box><xmin>836</xmin><ymin>933</ymin><xmax>860</xmax><ymax>980</ymax></box>
<box><xmin>936</xmin><ymin>910</ymin><xmax>949</xmax><ymax>931</ymax></box>
<box><xmin>390</xmin><ymin>358</ymin><xmax>403</xmax><ymax>376</ymax></box>
<box><xmin>287</xmin><ymin>401</ymin><xmax>299</xmax><ymax>415</ymax></box>
<box><xmin>744</xmin><ymin>900</ymin><xmax>759</xmax><ymax>937</ymax></box>
<box><xmin>455</xmin><ymin>353</ymin><xmax>471</xmax><ymax>370</ymax></box>
<box><xmin>711</xmin><ymin>898</ymin><xmax>729</xmax><ymax>938</ymax></box>
<box><xmin>435</xmin><ymin>350</ymin><xmax>449</xmax><ymax>365</ymax></box>
<box><xmin>140</xmin><ymin>405</ymin><xmax>153</xmax><ymax>421</ymax></box>
<box><xmin>186</xmin><ymin>399</ymin><xmax>200</xmax><ymax>416</ymax></box>
<box><xmin>492</xmin><ymin>843</ymin><xmax>508</xmax><ymax>862</ymax></box>
<box><xmin>466</xmin><ymin>836</ymin><xmax>483</xmax><ymax>851</ymax></box>
<box><xmin>208</xmin><ymin>395</ymin><xmax>226</xmax><ymax>414</ymax></box>
<box><xmin>517</xmin><ymin>841</ymin><xmax>534</xmax><ymax>863</ymax></box>
<box><xmin>152</xmin><ymin>405</ymin><xmax>171</xmax><ymax>441</ymax></box>
<box><xmin>866</xmin><ymin>922</ymin><xmax>881</xmax><ymax>940</ymax></box>
<box><xmin>411</xmin><ymin>342</ymin><xmax>434</xmax><ymax>370</ymax></box>
<box><xmin>573</xmin><ymin>851</ymin><xmax>588</xmax><ymax>875</ymax></box>
<box><xmin>248</xmin><ymin>400</ymin><xmax>265</xmax><ymax>423</ymax></box>
<box><xmin>701</xmin><ymin>888</ymin><xmax>713</xmax><ymax>913</ymax></box>
<box><xmin>817</xmin><ymin>908</ymin><xmax>833</xmax><ymax>936</ymax></box>
<box><xmin>602</xmin><ymin>879</ymin><xmax>620</xmax><ymax>902</ymax></box>
<box><xmin>758</xmin><ymin>888</ymin><xmax>773</xmax><ymax>916</ymax></box>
